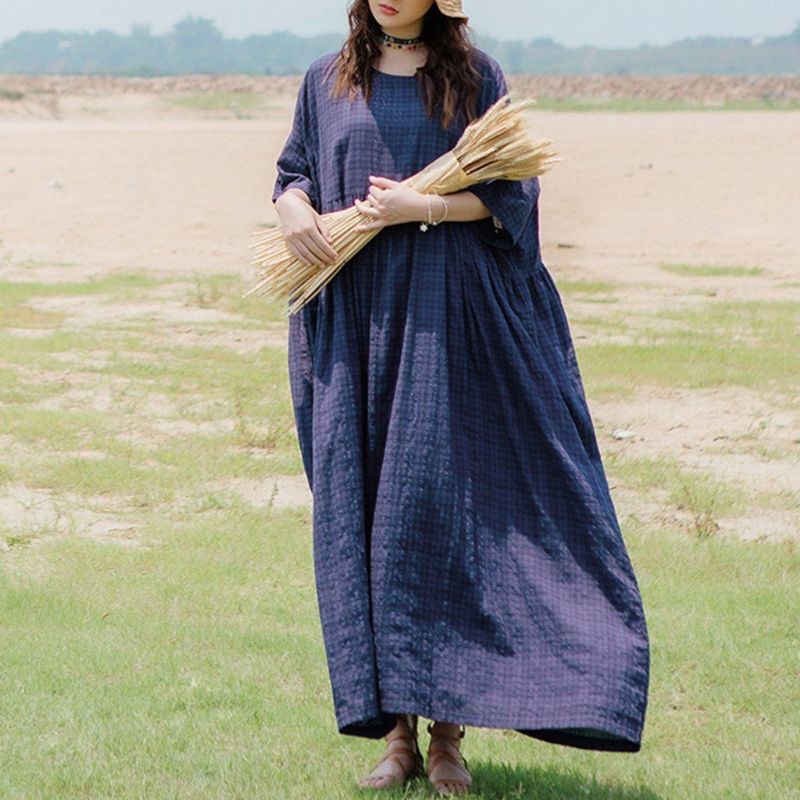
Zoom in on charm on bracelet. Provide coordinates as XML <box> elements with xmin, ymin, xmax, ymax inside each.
<box><xmin>420</xmin><ymin>193</ymin><xmax>449</xmax><ymax>232</ymax></box>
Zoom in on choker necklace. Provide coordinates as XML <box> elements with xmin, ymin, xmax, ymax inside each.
<box><xmin>378</xmin><ymin>30</ymin><xmax>424</xmax><ymax>50</ymax></box>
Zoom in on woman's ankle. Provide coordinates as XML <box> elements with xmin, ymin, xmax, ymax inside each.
<box><xmin>390</xmin><ymin>713</ymin><xmax>417</xmax><ymax>737</ymax></box>
<box><xmin>429</xmin><ymin>720</ymin><xmax>461</xmax><ymax>736</ymax></box>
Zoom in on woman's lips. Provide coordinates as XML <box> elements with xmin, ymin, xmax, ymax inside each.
<box><xmin>379</xmin><ymin>4</ymin><xmax>399</xmax><ymax>14</ymax></box>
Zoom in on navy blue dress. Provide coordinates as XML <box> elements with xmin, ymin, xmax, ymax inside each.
<box><xmin>271</xmin><ymin>47</ymin><xmax>650</xmax><ymax>752</ymax></box>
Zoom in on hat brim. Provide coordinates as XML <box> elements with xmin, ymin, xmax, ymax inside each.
<box><xmin>435</xmin><ymin>1</ymin><xmax>469</xmax><ymax>20</ymax></box>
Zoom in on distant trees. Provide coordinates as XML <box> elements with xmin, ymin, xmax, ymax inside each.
<box><xmin>172</xmin><ymin>15</ymin><xmax>223</xmax><ymax>50</ymax></box>
<box><xmin>778</xmin><ymin>20</ymin><xmax>800</xmax><ymax>43</ymax></box>
<box><xmin>0</xmin><ymin>16</ymin><xmax>798</xmax><ymax>75</ymax></box>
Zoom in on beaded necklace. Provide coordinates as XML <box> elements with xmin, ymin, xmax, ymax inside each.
<box><xmin>378</xmin><ymin>30</ymin><xmax>424</xmax><ymax>50</ymax></box>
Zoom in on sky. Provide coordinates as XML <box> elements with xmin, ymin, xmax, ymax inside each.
<box><xmin>0</xmin><ymin>0</ymin><xmax>798</xmax><ymax>49</ymax></box>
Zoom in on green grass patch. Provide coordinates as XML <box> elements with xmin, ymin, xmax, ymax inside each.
<box><xmin>31</xmin><ymin>452</ymin><xmax>157</xmax><ymax>497</ymax></box>
<box><xmin>578</xmin><ymin>299</ymin><xmax>800</xmax><ymax>399</ymax></box>
<box><xmin>531</xmin><ymin>96</ymin><xmax>800</xmax><ymax>112</ymax></box>
<box><xmin>752</xmin><ymin>487</ymin><xmax>800</xmax><ymax>513</ymax></box>
<box><xmin>659</xmin><ymin>263</ymin><xmax>766</xmax><ymax>278</ymax></box>
<box><xmin>656</xmin><ymin>299</ymin><xmax>799</xmax><ymax>347</ymax></box>
<box><xmin>550</xmin><ymin>278</ymin><xmax>621</xmax><ymax>305</ymax></box>
<box><xmin>17</xmin><ymin>259</ymin><xmax>81</xmax><ymax>269</ymax></box>
<box><xmin>571</xmin><ymin>315</ymin><xmax>631</xmax><ymax>339</ymax></box>
<box><xmin>1</xmin><ymin>406</ymin><xmax>117</xmax><ymax>451</ymax></box>
<box><xmin>0</xmin><ymin>329</ymin><xmax>101</xmax><ymax>364</ymax></box>
<box><xmin>0</xmin><ymin>304</ymin><xmax>66</xmax><ymax>328</ymax></box>
<box><xmin>580</xmin><ymin>338</ymin><xmax>798</xmax><ymax>398</ymax></box>
<box><xmin>0</xmin><ymin>273</ymin><xmax>169</xmax><ymax>311</ymax></box>
<box><xmin>0</xmin><ymin>270</ymin><xmax>302</xmax><ymax>494</ymax></box>
<box><xmin>1</xmin><ymin>269</ymin><xmax>799</xmax><ymax>797</ymax></box>
<box><xmin>0</xmin><ymin>86</ymin><xmax>24</xmax><ymax>101</ymax></box>
<box><xmin>607</xmin><ymin>452</ymin><xmax>748</xmax><ymax>537</ymax></box>
<box><xmin>0</xmin><ymin>313</ymin><xmax>301</xmax><ymax>499</ymax></box>
<box><xmin>183</xmin><ymin>272</ymin><xmax>290</xmax><ymax>326</ymax></box>
<box><xmin>0</xmin><ymin>273</ymin><xmax>165</xmax><ymax>299</ymax></box>
<box><xmin>3</xmin><ymin>392</ymin><xmax>298</xmax><ymax>505</ymax></box>
<box><xmin>552</xmin><ymin>278</ymin><xmax>620</xmax><ymax>295</ymax></box>
<box><xmin>0</xmin><ymin>513</ymin><xmax>798</xmax><ymax>798</ymax></box>
<box><xmin>161</xmin><ymin>91</ymin><xmax>261</xmax><ymax>118</ymax></box>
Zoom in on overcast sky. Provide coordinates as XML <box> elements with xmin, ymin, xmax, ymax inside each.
<box><xmin>0</xmin><ymin>1</ymin><xmax>798</xmax><ymax>49</ymax></box>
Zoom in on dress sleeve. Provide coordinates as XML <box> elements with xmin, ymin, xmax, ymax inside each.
<box><xmin>272</xmin><ymin>68</ymin><xmax>319</xmax><ymax>210</ymax></box>
<box><xmin>465</xmin><ymin>57</ymin><xmax>540</xmax><ymax>250</ymax></box>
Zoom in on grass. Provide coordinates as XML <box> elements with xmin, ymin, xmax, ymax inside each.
<box><xmin>0</xmin><ymin>86</ymin><xmax>24</xmax><ymax>101</ymax></box>
<box><xmin>553</xmin><ymin>278</ymin><xmax>621</xmax><ymax>306</ymax></box>
<box><xmin>659</xmin><ymin>263</ymin><xmax>766</xmax><ymax>278</ymax></box>
<box><xmin>530</xmin><ymin>96</ymin><xmax>800</xmax><ymax>112</ymax></box>
<box><xmin>0</xmin><ymin>273</ymin><xmax>167</xmax><ymax>311</ymax></box>
<box><xmin>573</xmin><ymin>297</ymin><xmax>800</xmax><ymax>399</ymax></box>
<box><xmin>0</xmin><ymin>274</ymin><xmax>301</xmax><ymax>500</ymax></box>
<box><xmin>552</xmin><ymin>278</ymin><xmax>620</xmax><ymax>296</ymax></box>
<box><xmin>606</xmin><ymin>453</ymin><xmax>749</xmax><ymax>538</ymax></box>
<box><xmin>17</xmin><ymin>259</ymin><xmax>81</xmax><ymax>269</ymax></box>
<box><xmin>1</xmin><ymin>511</ymin><xmax>798</xmax><ymax>798</ymax></box>
<box><xmin>161</xmin><ymin>91</ymin><xmax>262</xmax><ymax>118</ymax></box>
<box><xmin>1</xmin><ymin>269</ymin><xmax>798</xmax><ymax>798</ymax></box>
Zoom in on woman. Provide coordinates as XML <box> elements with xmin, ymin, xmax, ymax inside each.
<box><xmin>271</xmin><ymin>0</ymin><xmax>651</xmax><ymax>795</ymax></box>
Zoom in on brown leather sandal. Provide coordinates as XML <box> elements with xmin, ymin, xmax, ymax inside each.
<box><xmin>356</xmin><ymin>713</ymin><xmax>425</xmax><ymax>790</ymax></box>
<box><xmin>426</xmin><ymin>721</ymin><xmax>472</xmax><ymax>796</ymax></box>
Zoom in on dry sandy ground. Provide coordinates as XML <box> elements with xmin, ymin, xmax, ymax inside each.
<box><xmin>1</xmin><ymin>92</ymin><xmax>799</xmax><ymax>544</ymax></box>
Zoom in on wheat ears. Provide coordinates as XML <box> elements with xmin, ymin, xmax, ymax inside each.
<box><xmin>245</xmin><ymin>95</ymin><xmax>560</xmax><ymax>315</ymax></box>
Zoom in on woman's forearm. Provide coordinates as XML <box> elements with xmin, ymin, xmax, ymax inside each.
<box><xmin>413</xmin><ymin>190</ymin><xmax>492</xmax><ymax>224</ymax></box>
<box><xmin>275</xmin><ymin>187</ymin><xmax>312</xmax><ymax>212</ymax></box>
<box><xmin>276</xmin><ymin>185</ymin><xmax>491</xmax><ymax>225</ymax></box>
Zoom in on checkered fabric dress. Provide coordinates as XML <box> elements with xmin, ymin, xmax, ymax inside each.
<box><xmin>272</xmin><ymin>47</ymin><xmax>650</xmax><ymax>752</ymax></box>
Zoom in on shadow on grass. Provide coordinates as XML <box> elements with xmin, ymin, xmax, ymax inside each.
<box><xmin>398</xmin><ymin>759</ymin><xmax>664</xmax><ymax>799</ymax></box>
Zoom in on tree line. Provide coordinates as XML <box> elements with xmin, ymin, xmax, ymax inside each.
<box><xmin>1</xmin><ymin>15</ymin><xmax>798</xmax><ymax>75</ymax></box>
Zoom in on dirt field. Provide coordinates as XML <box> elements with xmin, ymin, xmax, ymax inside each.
<box><xmin>1</xmin><ymin>80</ymin><xmax>798</xmax><ymax>546</ymax></box>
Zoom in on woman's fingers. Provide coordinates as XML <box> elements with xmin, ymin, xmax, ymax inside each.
<box><xmin>303</xmin><ymin>239</ymin><xmax>335</xmax><ymax>267</ymax></box>
<box><xmin>315</xmin><ymin>220</ymin><xmax>339</xmax><ymax>260</ymax></box>
<box><xmin>355</xmin><ymin>197</ymin><xmax>380</xmax><ymax>217</ymax></box>
<box><xmin>354</xmin><ymin>197</ymin><xmax>388</xmax><ymax>232</ymax></box>
<box><xmin>288</xmin><ymin>239</ymin><xmax>323</xmax><ymax>267</ymax></box>
<box><xmin>368</xmin><ymin>175</ymin><xmax>399</xmax><ymax>188</ymax></box>
<box><xmin>353</xmin><ymin>219</ymin><xmax>385</xmax><ymax>232</ymax></box>
<box><xmin>288</xmin><ymin>227</ymin><xmax>338</xmax><ymax>268</ymax></box>
<box><xmin>306</xmin><ymin>235</ymin><xmax>337</xmax><ymax>266</ymax></box>
<box><xmin>318</xmin><ymin>219</ymin><xmax>335</xmax><ymax>245</ymax></box>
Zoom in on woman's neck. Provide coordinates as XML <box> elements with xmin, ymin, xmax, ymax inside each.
<box><xmin>376</xmin><ymin>41</ymin><xmax>428</xmax><ymax>75</ymax></box>
<box><xmin>380</xmin><ymin>20</ymin><xmax>423</xmax><ymax>38</ymax></box>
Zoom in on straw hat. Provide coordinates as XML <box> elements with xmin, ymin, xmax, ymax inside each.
<box><xmin>435</xmin><ymin>0</ymin><xmax>469</xmax><ymax>20</ymax></box>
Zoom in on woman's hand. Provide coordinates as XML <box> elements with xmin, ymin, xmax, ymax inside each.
<box><xmin>353</xmin><ymin>175</ymin><xmax>426</xmax><ymax>232</ymax></box>
<box><xmin>276</xmin><ymin>189</ymin><xmax>339</xmax><ymax>268</ymax></box>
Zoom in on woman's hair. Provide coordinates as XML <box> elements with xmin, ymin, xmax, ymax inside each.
<box><xmin>323</xmin><ymin>0</ymin><xmax>483</xmax><ymax>129</ymax></box>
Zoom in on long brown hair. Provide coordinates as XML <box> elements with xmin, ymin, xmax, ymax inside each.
<box><xmin>322</xmin><ymin>0</ymin><xmax>483</xmax><ymax>129</ymax></box>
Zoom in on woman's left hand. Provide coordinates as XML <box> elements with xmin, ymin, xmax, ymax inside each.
<box><xmin>352</xmin><ymin>175</ymin><xmax>424</xmax><ymax>232</ymax></box>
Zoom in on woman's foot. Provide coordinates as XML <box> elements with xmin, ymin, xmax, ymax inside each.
<box><xmin>426</xmin><ymin>720</ymin><xmax>472</xmax><ymax>796</ymax></box>
<box><xmin>356</xmin><ymin>713</ymin><xmax>424</xmax><ymax>790</ymax></box>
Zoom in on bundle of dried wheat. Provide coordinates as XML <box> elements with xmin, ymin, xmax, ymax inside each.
<box><xmin>245</xmin><ymin>94</ymin><xmax>560</xmax><ymax>315</ymax></box>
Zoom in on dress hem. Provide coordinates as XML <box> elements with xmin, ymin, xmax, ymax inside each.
<box><xmin>334</xmin><ymin>698</ymin><xmax>644</xmax><ymax>753</ymax></box>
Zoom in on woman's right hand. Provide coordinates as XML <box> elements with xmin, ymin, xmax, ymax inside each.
<box><xmin>275</xmin><ymin>189</ymin><xmax>339</xmax><ymax>268</ymax></box>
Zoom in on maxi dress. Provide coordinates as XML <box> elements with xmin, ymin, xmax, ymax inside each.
<box><xmin>271</xmin><ymin>48</ymin><xmax>651</xmax><ymax>752</ymax></box>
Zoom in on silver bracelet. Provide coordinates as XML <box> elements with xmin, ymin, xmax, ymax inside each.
<box><xmin>419</xmin><ymin>194</ymin><xmax>448</xmax><ymax>232</ymax></box>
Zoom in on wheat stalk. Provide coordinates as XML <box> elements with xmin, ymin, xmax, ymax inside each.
<box><xmin>245</xmin><ymin>94</ymin><xmax>560</xmax><ymax>315</ymax></box>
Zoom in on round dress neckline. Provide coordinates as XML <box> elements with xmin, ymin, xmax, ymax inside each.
<box><xmin>371</xmin><ymin>66</ymin><xmax>419</xmax><ymax>78</ymax></box>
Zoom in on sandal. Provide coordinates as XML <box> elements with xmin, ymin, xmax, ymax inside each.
<box><xmin>356</xmin><ymin>713</ymin><xmax>425</xmax><ymax>790</ymax></box>
<box><xmin>426</xmin><ymin>721</ymin><xmax>472</xmax><ymax>796</ymax></box>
